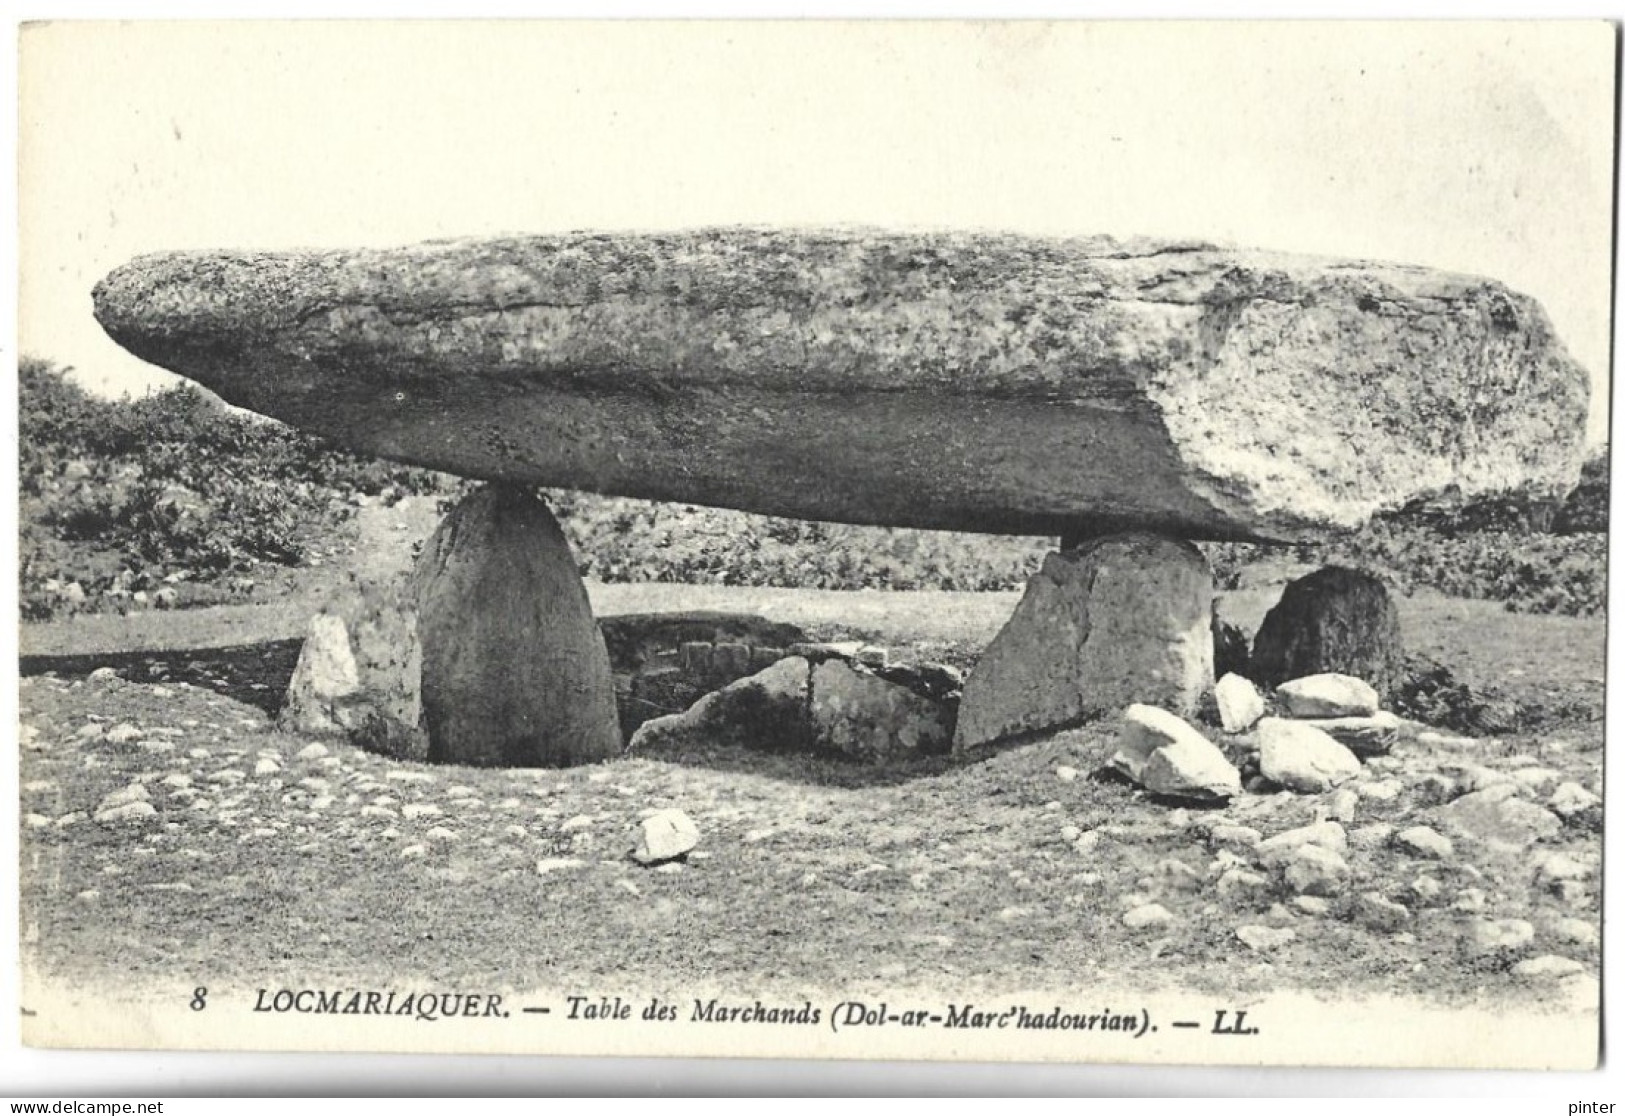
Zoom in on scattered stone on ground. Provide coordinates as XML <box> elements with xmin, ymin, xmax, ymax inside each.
<box><xmin>632</xmin><ymin>809</ymin><xmax>700</xmax><ymax>865</ymax></box>
<box><xmin>1109</xmin><ymin>704</ymin><xmax>1241</xmax><ymax>802</ymax></box>
<box><xmin>1255</xmin><ymin>718</ymin><xmax>1363</xmax><ymax>793</ymax></box>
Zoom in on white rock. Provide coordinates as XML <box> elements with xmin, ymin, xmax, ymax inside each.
<box><xmin>253</xmin><ymin>758</ymin><xmax>281</xmax><ymax>776</ymax></box>
<box><xmin>1215</xmin><ymin>868</ymin><xmax>1270</xmax><ymax>900</ymax></box>
<box><xmin>1354</xmin><ymin>778</ymin><xmax>1402</xmax><ymax>801</ymax></box>
<box><xmin>1256</xmin><ymin>718</ymin><xmax>1362</xmax><ymax>793</ymax></box>
<box><xmin>1122</xmin><ymin>903</ymin><xmax>1174</xmax><ymax>930</ymax></box>
<box><xmin>1322</xmin><ymin>788</ymin><xmax>1360</xmax><ymax>823</ymax></box>
<box><xmin>632</xmin><ymin>808</ymin><xmax>700</xmax><ymax>865</ymax></box>
<box><xmin>95</xmin><ymin>801</ymin><xmax>158</xmax><ymax>825</ymax></box>
<box><xmin>1276</xmin><ymin>673</ymin><xmax>1380</xmax><ymax>718</ymax></box>
<box><xmin>1393</xmin><ymin>825</ymin><xmax>1453</xmax><ymax>859</ymax></box>
<box><xmin>1236</xmin><ymin>924</ymin><xmax>1296</xmax><ymax>951</ymax></box>
<box><xmin>1281</xmin><ymin>844</ymin><xmax>1349</xmax><ymax>896</ymax></box>
<box><xmin>1550</xmin><ymin>918</ymin><xmax>1598</xmax><ymax>946</ymax></box>
<box><xmin>1513</xmin><ymin>955</ymin><xmax>1586</xmax><ymax>980</ymax></box>
<box><xmin>1213</xmin><ymin>673</ymin><xmax>1266</xmax><ymax>734</ymax></box>
<box><xmin>1259</xmin><ymin>820</ymin><xmax>1347</xmax><ymax>860</ymax></box>
<box><xmin>1437</xmin><ymin>785</ymin><xmax>1561</xmax><ymax>848</ymax></box>
<box><xmin>296</xmin><ymin>743</ymin><xmax>331</xmax><ymax>761</ymax></box>
<box><xmin>1208</xmin><ymin>825</ymin><xmax>1262</xmax><ymax>852</ymax></box>
<box><xmin>98</xmin><ymin>783</ymin><xmax>152</xmax><ymax>809</ymax></box>
<box><xmin>1548</xmin><ymin>782</ymin><xmax>1601</xmax><ymax>820</ymax></box>
<box><xmin>1110</xmin><ymin>704</ymin><xmax>1241</xmax><ymax>801</ymax></box>
<box><xmin>536</xmin><ymin>857</ymin><xmax>586</xmax><ymax>875</ymax></box>
<box><xmin>279</xmin><ymin>613</ymin><xmax>361</xmax><ymax>736</ymax></box>
<box><xmin>104</xmin><ymin>723</ymin><xmax>143</xmax><ymax>744</ymax></box>
<box><xmin>1467</xmin><ymin>918</ymin><xmax>1535</xmax><ymax>956</ymax></box>
<box><xmin>1055</xmin><ymin>765</ymin><xmax>1079</xmax><ymax>783</ymax></box>
<box><xmin>1355</xmin><ymin>892</ymin><xmax>1409</xmax><ymax>932</ymax></box>
<box><xmin>424</xmin><ymin>826</ymin><xmax>458</xmax><ymax>842</ymax></box>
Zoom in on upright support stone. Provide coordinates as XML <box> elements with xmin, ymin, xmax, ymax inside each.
<box><xmin>411</xmin><ymin>483</ymin><xmax>621</xmax><ymax>767</ymax></box>
<box><xmin>953</xmin><ymin>532</ymin><xmax>1214</xmax><ymax>755</ymax></box>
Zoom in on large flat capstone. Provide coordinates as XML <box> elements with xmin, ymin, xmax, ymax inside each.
<box><xmin>92</xmin><ymin>229</ymin><xmax>1589</xmax><ymax>541</ymax></box>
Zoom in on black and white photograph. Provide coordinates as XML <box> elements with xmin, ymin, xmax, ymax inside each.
<box><xmin>11</xmin><ymin>18</ymin><xmax>1615</xmax><ymax>1075</ymax></box>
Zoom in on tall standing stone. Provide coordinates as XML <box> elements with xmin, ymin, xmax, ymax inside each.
<box><xmin>1249</xmin><ymin>566</ymin><xmax>1406</xmax><ymax>700</ymax></box>
<box><xmin>411</xmin><ymin>484</ymin><xmax>621</xmax><ymax>767</ymax></box>
<box><xmin>954</xmin><ymin>533</ymin><xmax>1213</xmax><ymax>753</ymax></box>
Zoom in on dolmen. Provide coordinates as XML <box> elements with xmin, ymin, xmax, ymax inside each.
<box><xmin>92</xmin><ymin>228</ymin><xmax>1590</xmax><ymax>767</ymax></box>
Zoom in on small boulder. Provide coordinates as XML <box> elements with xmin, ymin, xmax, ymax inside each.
<box><xmin>97</xmin><ymin>782</ymin><xmax>152</xmax><ymax>810</ymax></box>
<box><xmin>809</xmin><ymin>660</ymin><xmax>953</xmax><ymax>761</ymax></box>
<box><xmin>1109</xmin><ymin>705</ymin><xmax>1241</xmax><ymax>801</ymax></box>
<box><xmin>1436</xmin><ymin>785</ymin><xmax>1561</xmax><ymax>849</ymax></box>
<box><xmin>1122</xmin><ymin>903</ymin><xmax>1174</xmax><ymax>930</ymax></box>
<box><xmin>1355</xmin><ymin>892</ymin><xmax>1410</xmax><ymax>933</ymax></box>
<box><xmin>1548</xmin><ymin>782</ymin><xmax>1602</xmax><ymax>828</ymax></box>
<box><xmin>628</xmin><ymin>657</ymin><xmax>813</xmax><ymax>755</ymax></box>
<box><xmin>632</xmin><ymin>809</ymin><xmax>700</xmax><ymax>865</ymax></box>
<box><xmin>1213</xmin><ymin>673</ymin><xmax>1265</xmax><ymax>734</ymax></box>
<box><xmin>1236</xmin><ymin>925</ymin><xmax>1295</xmax><ymax>952</ymax></box>
<box><xmin>1258</xmin><ymin>820</ymin><xmax>1348</xmax><ymax>860</ymax></box>
<box><xmin>1276</xmin><ymin>674</ymin><xmax>1380</xmax><ymax>719</ymax></box>
<box><xmin>280</xmin><ymin>614</ymin><xmax>362</xmax><ymax>737</ymax></box>
<box><xmin>95</xmin><ymin>801</ymin><xmax>157</xmax><ymax>825</ymax></box>
<box><xmin>1249</xmin><ymin>566</ymin><xmax>1406</xmax><ymax>700</ymax></box>
<box><xmin>1393</xmin><ymin>825</ymin><xmax>1454</xmax><ymax>860</ymax></box>
<box><xmin>1467</xmin><ymin>918</ymin><xmax>1535</xmax><ymax>956</ymax></box>
<box><xmin>1512</xmin><ymin>955</ymin><xmax>1586</xmax><ymax>980</ymax></box>
<box><xmin>1281</xmin><ymin>844</ymin><xmax>1350</xmax><ymax>896</ymax></box>
<box><xmin>1256</xmin><ymin>718</ymin><xmax>1362</xmax><ymax>793</ymax></box>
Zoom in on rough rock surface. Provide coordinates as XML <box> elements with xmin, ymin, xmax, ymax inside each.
<box><xmin>632</xmin><ymin>809</ymin><xmax>700</xmax><ymax>865</ymax></box>
<box><xmin>955</xmin><ymin>534</ymin><xmax>1212</xmax><ymax>752</ymax></box>
<box><xmin>1256</xmin><ymin>718</ymin><xmax>1363</xmax><ymax>793</ymax></box>
<box><xmin>1213</xmin><ymin>672</ymin><xmax>1266</xmax><ymax>734</ymax></box>
<box><xmin>809</xmin><ymin>660</ymin><xmax>953</xmax><ymax>762</ymax></box>
<box><xmin>1290</xmin><ymin>711</ymin><xmax>1404</xmax><ymax>757</ymax></box>
<box><xmin>628</xmin><ymin>657</ymin><xmax>814</xmax><ymax>757</ymax></box>
<box><xmin>341</xmin><ymin>575</ymin><xmax>430</xmax><ymax>761</ymax></box>
<box><xmin>1109</xmin><ymin>704</ymin><xmax>1241</xmax><ymax>801</ymax></box>
<box><xmin>92</xmin><ymin>229</ymin><xmax>1589</xmax><ymax>542</ymax></box>
<box><xmin>629</xmin><ymin>656</ymin><xmax>953</xmax><ymax>764</ymax></box>
<box><xmin>411</xmin><ymin>484</ymin><xmax>621</xmax><ymax>767</ymax></box>
<box><xmin>1435</xmin><ymin>785</ymin><xmax>1562</xmax><ymax>849</ymax></box>
<box><xmin>1276</xmin><ymin>673</ymin><xmax>1381</xmax><ymax>719</ymax></box>
<box><xmin>1250</xmin><ymin>567</ymin><xmax>1408</xmax><ymax>698</ymax></box>
<box><xmin>279</xmin><ymin>614</ymin><xmax>360</xmax><ymax>737</ymax></box>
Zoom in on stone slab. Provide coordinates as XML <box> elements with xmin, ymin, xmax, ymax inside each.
<box><xmin>93</xmin><ymin>229</ymin><xmax>1589</xmax><ymax>542</ymax></box>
